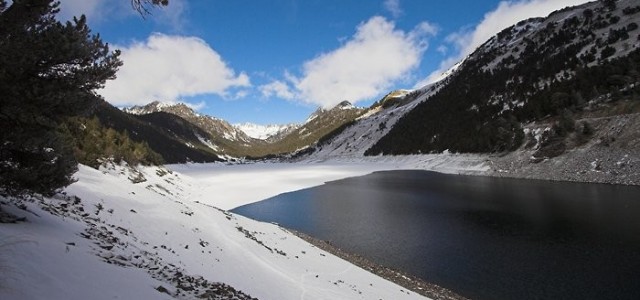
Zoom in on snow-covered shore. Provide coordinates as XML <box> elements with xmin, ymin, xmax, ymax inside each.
<box><xmin>4</xmin><ymin>159</ymin><xmax>472</xmax><ymax>300</ymax></box>
<box><xmin>170</xmin><ymin>154</ymin><xmax>489</xmax><ymax>210</ymax></box>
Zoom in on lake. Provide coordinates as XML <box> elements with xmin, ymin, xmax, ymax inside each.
<box><xmin>232</xmin><ymin>170</ymin><xmax>640</xmax><ymax>300</ymax></box>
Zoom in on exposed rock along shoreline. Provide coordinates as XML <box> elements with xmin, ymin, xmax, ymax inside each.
<box><xmin>290</xmin><ymin>230</ymin><xmax>468</xmax><ymax>300</ymax></box>
<box><xmin>305</xmin><ymin>112</ymin><xmax>640</xmax><ymax>187</ymax></box>
<box><xmin>485</xmin><ymin>113</ymin><xmax>640</xmax><ymax>186</ymax></box>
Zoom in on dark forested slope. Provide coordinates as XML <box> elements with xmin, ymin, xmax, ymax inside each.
<box><xmin>367</xmin><ymin>0</ymin><xmax>640</xmax><ymax>155</ymax></box>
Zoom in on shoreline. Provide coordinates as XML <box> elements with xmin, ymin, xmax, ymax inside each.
<box><xmin>289</xmin><ymin>229</ymin><xmax>469</xmax><ymax>300</ymax></box>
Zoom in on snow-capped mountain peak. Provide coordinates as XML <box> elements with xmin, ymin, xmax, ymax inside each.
<box><xmin>306</xmin><ymin>101</ymin><xmax>359</xmax><ymax>123</ymax></box>
<box><xmin>122</xmin><ymin>101</ymin><xmax>184</xmax><ymax>115</ymax></box>
<box><xmin>335</xmin><ymin>100</ymin><xmax>355</xmax><ymax>110</ymax></box>
<box><xmin>234</xmin><ymin>123</ymin><xmax>300</xmax><ymax>140</ymax></box>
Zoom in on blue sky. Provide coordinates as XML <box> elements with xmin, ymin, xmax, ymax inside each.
<box><xmin>59</xmin><ymin>0</ymin><xmax>590</xmax><ymax>125</ymax></box>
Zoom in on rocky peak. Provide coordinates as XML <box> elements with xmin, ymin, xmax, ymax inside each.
<box><xmin>307</xmin><ymin>101</ymin><xmax>359</xmax><ymax>123</ymax></box>
<box><xmin>123</xmin><ymin>101</ymin><xmax>196</xmax><ymax>117</ymax></box>
<box><xmin>334</xmin><ymin>100</ymin><xmax>354</xmax><ymax>110</ymax></box>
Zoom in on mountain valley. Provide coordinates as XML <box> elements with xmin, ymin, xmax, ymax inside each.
<box><xmin>3</xmin><ymin>1</ymin><xmax>640</xmax><ymax>299</ymax></box>
<box><xmin>83</xmin><ymin>0</ymin><xmax>639</xmax><ymax>179</ymax></box>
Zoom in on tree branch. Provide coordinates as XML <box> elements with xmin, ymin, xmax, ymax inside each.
<box><xmin>131</xmin><ymin>0</ymin><xmax>168</xmax><ymax>17</ymax></box>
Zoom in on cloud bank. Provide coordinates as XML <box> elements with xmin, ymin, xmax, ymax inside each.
<box><xmin>416</xmin><ymin>0</ymin><xmax>591</xmax><ymax>87</ymax></box>
<box><xmin>100</xmin><ymin>34</ymin><xmax>250</xmax><ymax>106</ymax></box>
<box><xmin>262</xmin><ymin>16</ymin><xmax>437</xmax><ymax>108</ymax></box>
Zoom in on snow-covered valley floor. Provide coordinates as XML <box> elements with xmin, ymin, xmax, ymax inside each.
<box><xmin>0</xmin><ymin>155</ymin><xmax>488</xmax><ymax>300</ymax></box>
<box><xmin>171</xmin><ymin>154</ymin><xmax>488</xmax><ymax>211</ymax></box>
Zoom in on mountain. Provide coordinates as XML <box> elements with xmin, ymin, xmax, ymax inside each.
<box><xmin>263</xmin><ymin>101</ymin><xmax>367</xmax><ymax>158</ymax></box>
<box><xmin>124</xmin><ymin>101</ymin><xmax>273</xmax><ymax>159</ymax></box>
<box><xmin>93</xmin><ymin>100</ymin><xmax>223</xmax><ymax>163</ymax></box>
<box><xmin>291</xmin><ymin>85</ymin><xmax>447</xmax><ymax>160</ymax></box>
<box><xmin>367</xmin><ymin>0</ymin><xmax>640</xmax><ymax>156</ymax></box>
<box><xmin>299</xmin><ymin>0</ymin><xmax>640</xmax><ymax>163</ymax></box>
<box><xmin>122</xmin><ymin>101</ymin><xmax>179</xmax><ymax>115</ymax></box>
<box><xmin>125</xmin><ymin>101</ymin><xmax>253</xmax><ymax>145</ymax></box>
<box><xmin>234</xmin><ymin>123</ymin><xmax>300</xmax><ymax>141</ymax></box>
<box><xmin>120</xmin><ymin>100</ymin><xmax>365</xmax><ymax>159</ymax></box>
<box><xmin>224</xmin><ymin>101</ymin><xmax>366</xmax><ymax>158</ymax></box>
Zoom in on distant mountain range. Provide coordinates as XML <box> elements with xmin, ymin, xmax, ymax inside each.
<box><xmin>107</xmin><ymin>99</ymin><xmax>365</xmax><ymax>162</ymax></box>
<box><xmin>233</xmin><ymin>123</ymin><xmax>300</xmax><ymax>140</ymax></box>
<box><xmin>80</xmin><ymin>0</ymin><xmax>640</xmax><ymax>166</ymax></box>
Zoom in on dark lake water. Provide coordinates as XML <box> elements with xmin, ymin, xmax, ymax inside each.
<box><xmin>232</xmin><ymin>170</ymin><xmax>640</xmax><ymax>300</ymax></box>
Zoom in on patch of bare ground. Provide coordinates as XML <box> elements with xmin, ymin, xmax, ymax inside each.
<box><xmin>488</xmin><ymin>108</ymin><xmax>640</xmax><ymax>185</ymax></box>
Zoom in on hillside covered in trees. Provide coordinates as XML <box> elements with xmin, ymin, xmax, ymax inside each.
<box><xmin>366</xmin><ymin>0</ymin><xmax>640</xmax><ymax>156</ymax></box>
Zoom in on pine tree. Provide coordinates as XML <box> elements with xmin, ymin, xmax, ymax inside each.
<box><xmin>0</xmin><ymin>0</ymin><xmax>121</xmax><ymax>196</ymax></box>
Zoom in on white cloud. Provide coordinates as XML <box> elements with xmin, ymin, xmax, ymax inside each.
<box><xmin>383</xmin><ymin>0</ymin><xmax>403</xmax><ymax>19</ymax></box>
<box><xmin>100</xmin><ymin>33</ymin><xmax>250</xmax><ymax>106</ymax></box>
<box><xmin>232</xmin><ymin>90</ymin><xmax>250</xmax><ymax>100</ymax></box>
<box><xmin>417</xmin><ymin>0</ymin><xmax>591</xmax><ymax>87</ymax></box>
<box><xmin>259</xmin><ymin>80</ymin><xmax>295</xmax><ymax>100</ymax></box>
<box><xmin>270</xmin><ymin>16</ymin><xmax>436</xmax><ymax>108</ymax></box>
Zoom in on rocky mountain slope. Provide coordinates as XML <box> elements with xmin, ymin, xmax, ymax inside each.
<box><xmin>121</xmin><ymin>100</ymin><xmax>366</xmax><ymax>159</ymax></box>
<box><xmin>296</xmin><ymin>87</ymin><xmax>442</xmax><ymax>160</ymax></box>
<box><xmin>125</xmin><ymin>101</ymin><xmax>254</xmax><ymax>145</ymax></box>
<box><xmin>368</xmin><ymin>0</ymin><xmax>640</xmax><ymax>155</ymax></box>
<box><xmin>125</xmin><ymin>101</ymin><xmax>256</xmax><ymax>158</ymax></box>
<box><xmin>234</xmin><ymin>123</ymin><xmax>300</xmax><ymax>141</ymax></box>
<box><xmin>296</xmin><ymin>0</ymin><xmax>640</xmax><ymax>182</ymax></box>
<box><xmin>486</xmin><ymin>109</ymin><xmax>640</xmax><ymax>185</ymax></box>
<box><xmin>259</xmin><ymin>101</ymin><xmax>367</xmax><ymax>157</ymax></box>
<box><xmin>93</xmin><ymin>100</ymin><xmax>223</xmax><ymax>164</ymax></box>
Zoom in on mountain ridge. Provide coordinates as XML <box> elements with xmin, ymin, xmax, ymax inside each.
<box><xmin>85</xmin><ymin>0</ymin><xmax>640</xmax><ymax>170</ymax></box>
<box><xmin>233</xmin><ymin>123</ymin><xmax>300</xmax><ymax>140</ymax></box>
<box><xmin>118</xmin><ymin>99</ymin><xmax>367</xmax><ymax>159</ymax></box>
<box><xmin>366</xmin><ymin>0</ymin><xmax>640</xmax><ymax>155</ymax></box>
